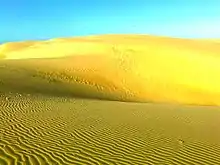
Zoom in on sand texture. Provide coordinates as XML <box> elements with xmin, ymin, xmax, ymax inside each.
<box><xmin>0</xmin><ymin>34</ymin><xmax>220</xmax><ymax>164</ymax></box>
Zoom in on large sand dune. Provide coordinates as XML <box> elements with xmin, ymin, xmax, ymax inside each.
<box><xmin>1</xmin><ymin>34</ymin><xmax>220</xmax><ymax>105</ymax></box>
<box><xmin>0</xmin><ymin>34</ymin><xmax>220</xmax><ymax>164</ymax></box>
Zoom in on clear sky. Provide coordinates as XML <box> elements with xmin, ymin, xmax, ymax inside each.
<box><xmin>1</xmin><ymin>0</ymin><xmax>220</xmax><ymax>42</ymax></box>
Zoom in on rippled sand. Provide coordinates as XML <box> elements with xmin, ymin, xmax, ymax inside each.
<box><xmin>0</xmin><ymin>94</ymin><xmax>220</xmax><ymax>165</ymax></box>
<box><xmin>0</xmin><ymin>34</ymin><xmax>220</xmax><ymax>164</ymax></box>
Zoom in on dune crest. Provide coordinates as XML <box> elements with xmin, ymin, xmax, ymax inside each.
<box><xmin>1</xmin><ymin>34</ymin><xmax>220</xmax><ymax>105</ymax></box>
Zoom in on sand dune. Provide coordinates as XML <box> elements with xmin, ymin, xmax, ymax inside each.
<box><xmin>0</xmin><ymin>34</ymin><xmax>220</xmax><ymax>164</ymax></box>
<box><xmin>1</xmin><ymin>34</ymin><xmax>220</xmax><ymax>105</ymax></box>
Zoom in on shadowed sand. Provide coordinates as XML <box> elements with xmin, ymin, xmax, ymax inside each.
<box><xmin>0</xmin><ymin>34</ymin><xmax>220</xmax><ymax>164</ymax></box>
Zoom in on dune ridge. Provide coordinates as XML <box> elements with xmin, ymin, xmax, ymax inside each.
<box><xmin>1</xmin><ymin>34</ymin><xmax>220</xmax><ymax>105</ymax></box>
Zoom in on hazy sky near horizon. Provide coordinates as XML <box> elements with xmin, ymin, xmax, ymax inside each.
<box><xmin>0</xmin><ymin>0</ymin><xmax>220</xmax><ymax>42</ymax></box>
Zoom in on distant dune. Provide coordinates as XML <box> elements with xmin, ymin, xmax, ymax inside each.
<box><xmin>1</xmin><ymin>34</ymin><xmax>220</xmax><ymax>105</ymax></box>
<box><xmin>198</xmin><ymin>39</ymin><xmax>220</xmax><ymax>43</ymax></box>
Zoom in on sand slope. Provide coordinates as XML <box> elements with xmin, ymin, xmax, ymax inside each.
<box><xmin>1</xmin><ymin>34</ymin><xmax>220</xmax><ymax>105</ymax></box>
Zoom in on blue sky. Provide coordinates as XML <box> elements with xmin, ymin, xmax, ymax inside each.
<box><xmin>1</xmin><ymin>0</ymin><xmax>220</xmax><ymax>42</ymax></box>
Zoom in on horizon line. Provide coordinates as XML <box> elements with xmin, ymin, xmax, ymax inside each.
<box><xmin>1</xmin><ymin>33</ymin><xmax>220</xmax><ymax>44</ymax></box>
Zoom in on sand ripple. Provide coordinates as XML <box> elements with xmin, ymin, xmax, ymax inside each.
<box><xmin>0</xmin><ymin>95</ymin><xmax>220</xmax><ymax>165</ymax></box>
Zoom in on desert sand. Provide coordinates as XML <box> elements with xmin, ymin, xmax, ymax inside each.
<box><xmin>0</xmin><ymin>34</ymin><xmax>220</xmax><ymax>164</ymax></box>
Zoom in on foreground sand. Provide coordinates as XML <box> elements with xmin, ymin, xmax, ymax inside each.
<box><xmin>0</xmin><ymin>94</ymin><xmax>220</xmax><ymax>165</ymax></box>
<box><xmin>0</xmin><ymin>34</ymin><xmax>220</xmax><ymax>164</ymax></box>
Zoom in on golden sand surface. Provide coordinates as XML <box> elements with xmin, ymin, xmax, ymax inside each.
<box><xmin>0</xmin><ymin>34</ymin><xmax>220</xmax><ymax>164</ymax></box>
<box><xmin>1</xmin><ymin>34</ymin><xmax>220</xmax><ymax>105</ymax></box>
<box><xmin>0</xmin><ymin>94</ymin><xmax>220</xmax><ymax>165</ymax></box>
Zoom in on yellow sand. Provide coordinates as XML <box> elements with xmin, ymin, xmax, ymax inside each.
<box><xmin>1</xmin><ymin>34</ymin><xmax>220</xmax><ymax>105</ymax></box>
<box><xmin>0</xmin><ymin>94</ymin><xmax>220</xmax><ymax>165</ymax></box>
<box><xmin>0</xmin><ymin>34</ymin><xmax>220</xmax><ymax>164</ymax></box>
